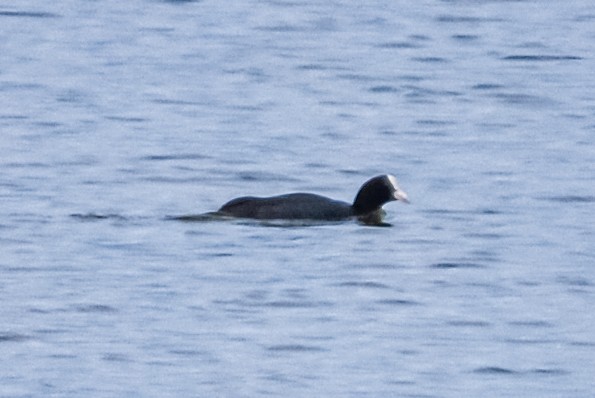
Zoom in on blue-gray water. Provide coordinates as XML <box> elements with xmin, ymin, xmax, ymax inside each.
<box><xmin>1</xmin><ymin>1</ymin><xmax>595</xmax><ymax>397</ymax></box>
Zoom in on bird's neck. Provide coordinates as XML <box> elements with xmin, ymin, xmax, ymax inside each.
<box><xmin>356</xmin><ymin>209</ymin><xmax>386</xmax><ymax>225</ymax></box>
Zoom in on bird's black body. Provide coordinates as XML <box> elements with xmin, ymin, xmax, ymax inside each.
<box><xmin>219</xmin><ymin>193</ymin><xmax>353</xmax><ymax>220</ymax></box>
<box><xmin>217</xmin><ymin>174</ymin><xmax>408</xmax><ymax>225</ymax></box>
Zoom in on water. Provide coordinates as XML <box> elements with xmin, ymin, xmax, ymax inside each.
<box><xmin>1</xmin><ymin>0</ymin><xmax>594</xmax><ymax>396</ymax></box>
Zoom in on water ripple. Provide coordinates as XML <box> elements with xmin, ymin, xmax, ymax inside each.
<box><xmin>70</xmin><ymin>213</ymin><xmax>127</xmax><ymax>222</ymax></box>
<box><xmin>140</xmin><ymin>153</ymin><xmax>209</xmax><ymax>161</ymax></box>
<box><xmin>452</xmin><ymin>34</ymin><xmax>479</xmax><ymax>41</ymax></box>
<box><xmin>0</xmin><ymin>10</ymin><xmax>59</xmax><ymax>18</ymax></box>
<box><xmin>267</xmin><ymin>344</ymin><xmax>327</xmax><ymax>353</ymax></box>
<box><xmin>335</xmin><ymin>281</ymin><xmax>390</xmax><ymax>289</ymax></box>
<box><xmin>74</xmin><ymin>304</ymin><xmax>118</xmax><ymax>313</ymax></box>
<box><xmin>412</xmin><ymin>56</ymin><xmax>449</xmax><ymax>63</ymax></box>
<box><xmin>508</xmin><ymin>320</ymin><xmax>553</xmax><ymax>328</ymax></box>
<box><xmin>0</xmin><ymin>332</ymin><xmax>31</xmax><ymax>343</ymax></box>
<box><xmin>472</xmin><ymin>83</ymin><xmax>505</xmax><ymax>90</ymax></box>
<box><xmin>375</xmin><ymin>299</ymin><xmax>421</xmax><ymax>306</ymax></box>
<box><xmin>430</xmin><ymin>262</ymin><xmax>484</xmax><ymax>269</ymax></box>
<box><xmin>264</xmin><ymin>300</ymin><xmax>332</xmax><ymax>309</ymax></box>
<box><xmin>491</xmin><ymin>93</ymin><xmax>555</xmax><ymax>106</ymax></box>
<box><xmin>377</xmin><ymin>41</ymin><xmax>422</xmax><ymax>49</ymax></box>
<box><xmin>473</xmin><ymin>366</ymin><xmax>569</xmax><ymax>376</ymax></box>
<box><xmin>473</xmin><ymin>366</ymin><xmax>517</xmax><ymax>375</ymax></box>
<box><xmin>436</xmin><ymin>15</ymin><xmax>502</xmax><ymax>23</ymax></box>
<box><xmin>369</xmin><ymin>85</ymin><xmax>399</xmax><ymax>93</ymax></box>
<box><xmin>530</xmin><ymin>368</ymin><xmax>569</xmax><ymax>375</ymax></box>
<box><xmin>540</xmin><ymin>195</ymin><xmax>595</xmax><ymax>203</ymax></box>
<box><xmin>447</xmin><ymin>320</ymin><xmax>491</xmax><ymax>327</ymax></box>
<box><xmin>161</xmin><ymin>0</ymin><xmax>201</xmax><ymax>3</ymax></box>
<box><xmin>502</xmin><ymin>55</ymin><xmax>582</xmax><ymax>61</ymax></box>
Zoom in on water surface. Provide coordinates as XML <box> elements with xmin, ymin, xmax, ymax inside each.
<box><xmin>1</xmin><ymin>1</ymin><xmax>594</xmax><ymax>397</ymax></box>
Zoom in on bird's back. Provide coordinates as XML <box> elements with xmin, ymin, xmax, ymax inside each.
<box><xmin>218</xmin><ymin>193</ymin><xmax>353</xmax><ymax>220</ymax></box>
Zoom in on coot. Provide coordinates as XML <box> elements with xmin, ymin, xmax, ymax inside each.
<box><xmin>217</xmin><ymin>174</ymin><xmax>408</xmax><ymax>225</ymax></box>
